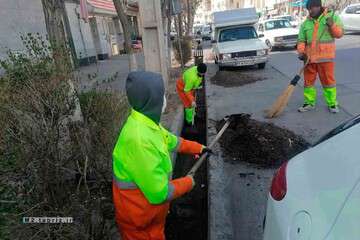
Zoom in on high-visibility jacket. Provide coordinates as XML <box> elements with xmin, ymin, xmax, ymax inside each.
<box><xmin>112</xmin><ymin>109</ymin><xmax>203</xmax><ymax>204</ymax></box>
<box><xmin>176</xmin><ymin>66</ymin><xmax>203</xmax><ymax>106</ymax></box>
<box><xmin>297</xmin><ymin>9</ymin><xmax>344</xmax><ymax>63</ymax></box>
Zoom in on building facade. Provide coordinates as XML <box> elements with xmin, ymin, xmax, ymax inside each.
<box><xmin>0</xmin><ymin>0</ymin><xmax>140</xmax><ymax>66</ymax></box>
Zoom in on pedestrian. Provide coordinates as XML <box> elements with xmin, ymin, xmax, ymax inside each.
<box><xmin>112</xmin><ymin>71</ymin><xmax>211</xmax><ymax>240</ymax></box>
<box><xmin>176</xmin><ymin>63</ymin><xmax>207</xmax><ymax>125</ymax></box>
<box><xmin>297</xmin><ymin>0</ymin><xmax>344</xmax><ymax>113</ymax></box>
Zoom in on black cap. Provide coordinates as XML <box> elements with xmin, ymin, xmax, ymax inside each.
<box><xmin>197</xmin><ymin>63</ymin><xmax>207</xmax><ymax>74</ymax></box>
<box><xmin>126</xmin><ymin>71</ymin><xmax>164</xmax><ymax>124</ymax></box>
<box><xmin>307</xmin><ymin>0</ymin><xmax>322</xmax><ymax>10</ymax></box>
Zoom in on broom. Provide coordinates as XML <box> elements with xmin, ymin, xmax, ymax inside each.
<box><xmin>265</xmin><ymin>9</ymin><xmax>335</xmax><ymax>119</ymax></box>
<box><xmin>265</xmin><ymin>60</ymin><xmax>309</xmax><ymax>118</ymax></box>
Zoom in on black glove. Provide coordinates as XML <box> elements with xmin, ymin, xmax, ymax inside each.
<box><xmin>298</xmin><ymin>54</ymin><xmax>307</xmax><ymax>62</ymax></box>
<box><xmin>326</xmin><ymin>17</ymin><xmax>334</xmax><ymax>27</ymax></box>
<box><xmin>202</xmin><ymin>147</ymin><xmax>213</xmax><ymax>155</ymax></box>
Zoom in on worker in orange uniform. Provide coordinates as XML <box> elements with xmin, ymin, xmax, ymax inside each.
<box><xmin>112</xmin><ymin>71</ymin><xmax>212</xmax><ymax>240</ymax></box>
<box><xmin>297</xmin><ymin>0</ymin><xmax>344</xmax><ymax>113</ymax></box>
<box><xmin>176</xmin><ymin>63</ymin><xmax>207</xmax><ymax>125</ymax></box>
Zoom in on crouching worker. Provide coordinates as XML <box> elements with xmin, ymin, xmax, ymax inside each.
<box><xmin>176</xmin><ymin>63</ymin><xmax>207</xmax><ymax>125</ymax></box>
<box><xmin>112</xmin><ymin>71</ymin><xmax>211</xmax><ymax>240</ymax></box>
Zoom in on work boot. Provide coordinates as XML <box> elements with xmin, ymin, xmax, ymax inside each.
<box><xmin>298</xmin><ymin>104</ymin><xmax>315</xmax><ymax>113</ymax></box>
<box><xmin>329</xmin><ymin>105</ymin><xmax>339</xmax><ymax>114</ymax></box>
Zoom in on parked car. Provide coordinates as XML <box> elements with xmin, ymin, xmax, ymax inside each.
<box><xmin>258</xmin><ymin>19</ymin><xmax>299</xmax><ymax>49</ymax></box>
<box><xmin>340</xmin><ymin>3</ymin><xmax>360</xmax><ymax>32</ymax></box>
<box><xmin>263</xmin><ymin>115</ymin><xmax>360</xmax><ymax>240</ymax></box>
<box><xmin>131</xmin><ymin>40</ymin><xmax>142</xmax><ymax>50</ymax></box>
<box><xmin>201</xmin><ymin>24</ymin><xmax>212</xmax><ymax>40</ymax></box>
<box><xmin>273</xmin><ymin>15</ymin><xmax>299</xmax><ymax>28</ymax></box>
<box><xmin>212</xmin><ymin>8</ymin><xmax>269</xmax><ymax>70</ymax></box>
<box><xmin>170</xmin><ymin>30</ymin><xmax>177</xmax><ymax>40</ymax></box>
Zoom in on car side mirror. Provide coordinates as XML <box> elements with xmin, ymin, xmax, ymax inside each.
<box><xmin>259</xmin><ymin>34</ymin><xmax>265</xmax><ymax>38</ymax></box>
<box><xmin>211</xmin><ymin>40</ymin><xmax>217</xmax><ymax>43</ymax></box>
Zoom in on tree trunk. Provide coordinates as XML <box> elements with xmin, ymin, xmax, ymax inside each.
<box><xmin>41</xmin><ymin>0</ymin><xmax>83</xmax><ymax>123</ymax></box>
<box><xmin>41</xmin><ymin>0</ymin><xmax>72</xmax><ymax>74</ymax></box>
<box><xmin>186</xmin><ymin>0</ymin><xmax>191</xmax><ymax>36</ymax></box>
<box><xmin>113</xmin><ymin>0</ymin><xmax>138</xmax><ymax>71</ymax></box>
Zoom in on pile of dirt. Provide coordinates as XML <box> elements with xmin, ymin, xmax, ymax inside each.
<box><xmin>210</xmin><ymin>69</ymin><xmax>267</xmax><ymax>87</ymax></box>
<box><xmin>217</xmin><ymin>114</ymin><xmax>309</xmax><ymax>167</ymax></box>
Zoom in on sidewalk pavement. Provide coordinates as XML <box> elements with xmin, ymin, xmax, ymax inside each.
<box><xmin>76</xmin><ymin>53</ymin><xmax>145</xmax><ymax>92</ymax></box>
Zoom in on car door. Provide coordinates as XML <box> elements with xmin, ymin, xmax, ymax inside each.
<box><xmin>343</xmin><ymin>5</ymin><xmax>360</xmax><ymax>30</ymax></box>
<box><xmin>354</xmin><ymin>5</ymin><xmax>360</xmax><ymax>31</ymax></box>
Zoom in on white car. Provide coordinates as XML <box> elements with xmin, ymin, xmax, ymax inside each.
<box><xmin>263</xmin><ymin>115</ymin><xmax>360</xmax><ymax>240</ymax></box>
<box><xmin>201</xmin><ymin>25</ymin><xmax>212</xmax><ymax>40</ymax></box>
<box><xmin>273</xmin><ymin>15</ymin><xmax>299</xmax><ymax>28</ymax></box>
<box><xmin>340</xmin><ymin>3</ymin><xmax>360</xmax><ymax>32</ymax></box>
<box><xmin>213</xmin><ymin>25</ymin><xmax>269</xmax><ymax>69</ymax></box>
<box><xmin>258</xmin><ymin>19</ymin><xmax>299</xmax><ymax>49</ymax></box>
<box><xmin>212</xmin><ymin>8</ymin><xmax>269</xmax><ymax>70</ymax></box>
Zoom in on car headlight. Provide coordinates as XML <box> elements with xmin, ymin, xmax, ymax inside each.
<box><xmin>274</xmin><ymin>37</ymin><xmax>283</xmax><ymax>42</ymax></box>
<box><xmin>257</xmin><ymin>50</ymin><xmax>267</xmax><ymax>56</ymax></box>
<box><xmin>222</xmin><ymin>53</ymin><xmax>232</xmax><ymax>60</ymax></box>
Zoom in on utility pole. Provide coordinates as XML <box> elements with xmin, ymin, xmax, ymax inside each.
<box><xmin>138</xmin><ymin>0</ymin><xmax>169</xmax><ymax>87</ymax></box>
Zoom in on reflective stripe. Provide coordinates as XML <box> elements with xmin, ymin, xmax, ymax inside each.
<box><xmin>113</xmin><ymin>176</ymin><xmax>138</xmax><ymax>190</ymax></box>
<box><xmin>174</xmin><ymin>137</ymin><xmax>182</xmax><ymax>152</ymax></box>
<box><xmin>315</xmin><ymin>58</ymin><xmax>334</xmax><ymax>63</ymax></box>
<box><xmin>323</xmin><ymin>84</ymin><xmax>336</xmax><ymax>88</ymax></box>
<box><xmin>166</xmin><ymin>183</ymin><xmax>175</xmax><ymax>201</ymax></box>
<box><xmin>319</xmin><ymin>39</ymin><xmax>335</xmax><ymax>43</ymax></box>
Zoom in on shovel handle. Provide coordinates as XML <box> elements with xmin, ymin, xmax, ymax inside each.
<box><xmin>187</xmin><ymin>118</ymin><xmax>231</xmax><ymax>176</ymax></box>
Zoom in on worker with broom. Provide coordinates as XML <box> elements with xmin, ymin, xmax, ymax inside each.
<box><xmin>297</xmin><ymin>0</ymin><xmax>344</xmax><ymax>113</ymax></box>
<box><xmin>176</xmin><ymin>63</ymin><xmax>207</xmax><ymax>125</ymax></box>
<box><xmin>112</xmin><ymin>71</ymin><xmax>211</xmax><ymax>240</ymax></box>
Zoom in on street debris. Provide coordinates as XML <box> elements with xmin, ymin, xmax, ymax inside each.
<box><xmin>217</xmin><ymin>114</ymin><xmax>309</xmax><ymax>167</ymax></box>
<box><xmin>210</xmin><ymin>69</ymin><xmax>267</xmax><ymax>87</ymax></box>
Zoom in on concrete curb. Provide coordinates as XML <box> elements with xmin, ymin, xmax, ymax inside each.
<box><xmin>170</xmin><ymin>105</ymin><xmax>184</xmax><ymax>166</ymax></box>
<box><xmin>208</xmin><ymin>122</ymin><xmax>234</xmax><ymax>240</ymax></box>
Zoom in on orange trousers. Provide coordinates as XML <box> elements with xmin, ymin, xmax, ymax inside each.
<box><xmin>113</xmin><ymin>182</ymin><xmax>169</xmax><ymax>240</ymax></box>
<box><xmin>176</xmin><ymin>78</ymin><xmax>194</xmax><ymax>108</ymax></box>
<box><xmin>304</xmin><ymin>62</ymin><xmax>336</xmax><ymax>88</ymax></box>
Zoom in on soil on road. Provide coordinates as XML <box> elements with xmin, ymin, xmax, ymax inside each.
<box><xmin>210</xmin><ymin>68</ymin><xmax>267</xmax><ymax>88</ymax></box>
<box><xmin>217</xmin><ymin>114</ymin><xmax>309</xmax><ymax>167</ymax></box>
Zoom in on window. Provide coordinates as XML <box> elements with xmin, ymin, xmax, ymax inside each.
<box><xmin>219</xmin><ymin>26</ymin><xmax>258</xmax><ymax>42</ymax></box>
<box><xmin>345</xmin><ymin>5</ymin><xmax>360</xmax><ymax>14</ymax></box>
<box><xmin>265</xmin><ymin>20</ymin><xmax>292</xmax><ymax>30</ymax></box>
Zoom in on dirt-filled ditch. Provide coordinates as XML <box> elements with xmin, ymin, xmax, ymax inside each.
<box><xmin>165</xmin><ymin>79</ymin><xmax>208</xmax><ymax>240</ymax></box>
<box><xmin>217</xmin><ymin>114</ymin><xmax>309</xmax><ymax>168</ymax></box>
<box><xmin>210</xmin><ymin>69</ymin><xmax>267</xmax><ymax>87</ymax></box>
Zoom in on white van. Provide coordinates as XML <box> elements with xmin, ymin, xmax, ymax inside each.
<box><xmin>212</xmin><ymin>8</ymin><xmax>269</xmax><ymax>70</ymax></box>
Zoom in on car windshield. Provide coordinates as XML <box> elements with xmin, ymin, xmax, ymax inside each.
<box><xmin>203</xmin><ymin>26</ymin><xmax>211</xmax><ymax>32</ymax></box>
<box><xmin>265</xmin><ymin>20</ymin><xmax>292</xmax><ymax>30</ymax></box>
<box><xmin>219</xmin><ymin>26</ymin><xmax>258</xmax><ymax>42</ymax></box>
<box><xmin>281</xmin><ymin>16</ymin><xmax>294</xmax><ymax>22</ymax></box>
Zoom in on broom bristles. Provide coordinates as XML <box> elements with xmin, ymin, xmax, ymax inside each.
<box><xmin>265</xmin><ymin>85</ymin><xmax>295</xmax><ymax>118</ymax></box>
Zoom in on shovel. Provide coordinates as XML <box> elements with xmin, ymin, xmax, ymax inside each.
<box><xmin>187</xmin><ymin>114</ymin><xmax>237</xmax><ymax>176</ymax></box>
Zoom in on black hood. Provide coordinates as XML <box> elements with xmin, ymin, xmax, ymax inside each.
<box><xmin>126</xmin><ymin>71</ymin><xmax>165</xmax><ymax>124</ymax></box>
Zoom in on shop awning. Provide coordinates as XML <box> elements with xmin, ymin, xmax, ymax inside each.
<box><xmin>87</xmin><ymin>0</ymin><xmax>138</xmax><ymax>15</ymax></box>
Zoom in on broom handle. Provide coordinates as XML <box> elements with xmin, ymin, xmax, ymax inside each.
<box><xmin>187</xmin><ymin>119</ymin><xmax>231</xmax><ymax>176</ymax></box>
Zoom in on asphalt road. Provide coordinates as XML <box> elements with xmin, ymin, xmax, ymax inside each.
<box><xmin>269</xmin><ymin>33</ymin><xmax>360</xmax><ymax>116</ymax></box>
<box><xmin>205</xmin><ymin>33</ymin><xmax>360</xmax><ymax>240</ymax></box>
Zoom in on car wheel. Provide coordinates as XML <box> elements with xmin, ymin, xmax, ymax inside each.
<box><xmin>258</xmin><ymin>63</ymin><xmax>266</xmax><ymax>69</ymax></box>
